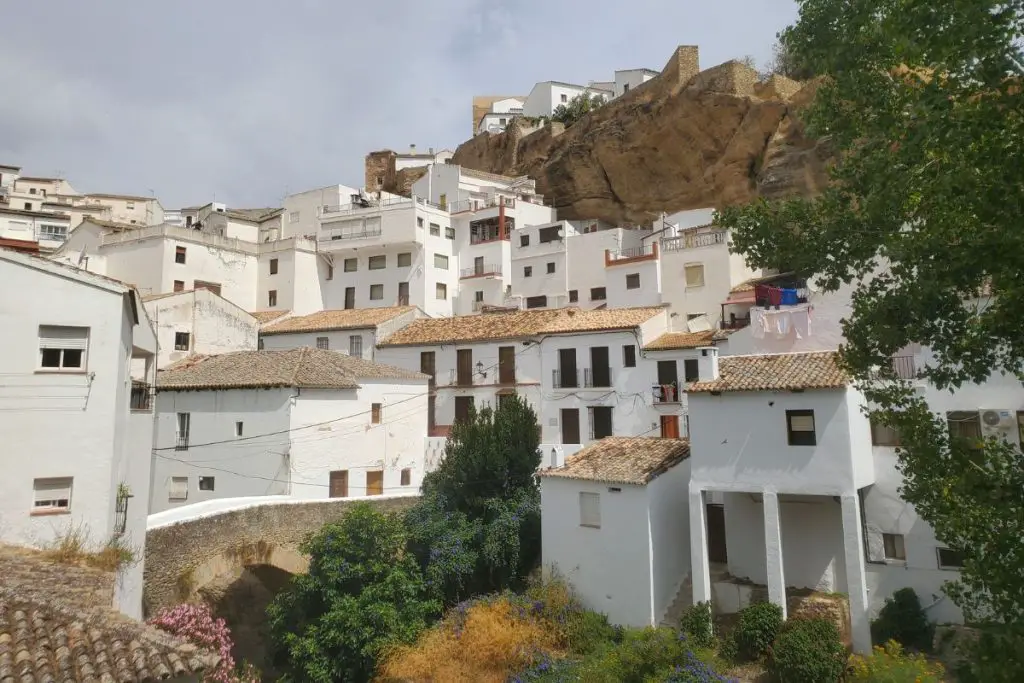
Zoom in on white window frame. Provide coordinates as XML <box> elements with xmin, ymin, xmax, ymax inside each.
<box><xmin>349</xmin><ymin>335</ymin><xmax>363</xmax><ymax>357</ymax></box>
<box><xmin>176</xmin><ymin>412</ymin><xmax>190</xmax><ymax>450</ymax></box>
<box><xmin>289</xmin><ymin>211</ymin><xmax>300</xmax><ymax>223</ymax></box>
<box><xmin>397</xmin><ymin>252</ymin><xmax>412</xmax><ymax>267</ymax></box>
<box><xmin>169</xmin><ymin>476</ymin><xmax>189</xmax><ymax>501</ymax></box>
<box><xmin>684</xmin><ymin>263</ymin><xmax>705</xmax><ymax>288</ymax></box>
<box><xmin>579</xmin><ymin>491</ymin><xmax>600</xmax><ymax>528</ymax></box>
<box><xmin>882</xmin><ymin>532</ymin><xmax>907</xmax><ymax>561</ymax></box>
<box><xmin>38</xmin><ymin>325</ymin><xmax>89</xmax><ymax>371</ymax></box>
<box><xmin>38</xmin><ymin>224</ymin><xmax>68</xmax><ymax>241</ymax></box>
<box><xmin>316</xmin><ymin>336</ymin><xmax>329</xmax><ymax>350</ymax></box>
<box><xmin>433</xmin><ymin>253</ymin><xmax>449</xmax><ymax>270</ymax></box>
<box><xmin>436</xmin><ymin>283</ymin><xmax>448</xmax><ymax>300</ymax></box>
<box><xmin>32</xmin><ymin>477</ymin><xmax>73</xmax><ymax>513</ymax></box>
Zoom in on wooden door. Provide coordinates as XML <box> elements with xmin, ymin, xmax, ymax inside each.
<box><xmin>589</xmin><ymin>346</ymin><xmax>611</xmax><ymax>387</ymax></box>
<box><xmin>420</xmin><ymin>351</ymin><xmax>436</xmax><ymax>385</ymax></box>
<box><xmin>366</xmin><ymin>470</ymin><xmax>384</xmax><ymax>496</ymax></box>
<box><xmin>457</xmin><ymin>349</ymin><xmax>473</xmax><ymax>386</ymax></box>
<box><xmin>660</xmin><ymin>415</ymin><xmax>680</xmax><ymax>439</ymax></box>
<box><xmin>561</xmin><ymin>408</ymin><xmax>581</xmax><ymax>444</ymax></box>
<box><xmin>558</xmin><ymin>348</ymin><xmax>577</xmax><ymax>388</ymax></box>
<box><xmin>329</xmin><ymin>470</ymin><xmax>348</xmax><ymax>498</ymax></box>
<box><xmin>455</xmin><ymin>396</ymin><xmax>474</xmax><ymax>423</ymax></box>
<box><xmin>344</xmin><ymin>287</ymin><xmax>355</xmax><ymax>309</ymax></box>
<box><xmin>398</xmin><ymin>281</ymin><xmax>409</xmax><ymax>305</ymax></box>
<box><xmin>707</xmin><ymin>504</ymin><xmax>728</xmax><ymax>563</ymax></box>
<box><xmin>498</xmin><ymin>346</ymin><xmax>516</xmax><ymax>384</ymax></box>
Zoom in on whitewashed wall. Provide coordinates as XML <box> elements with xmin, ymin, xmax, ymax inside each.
<box><xmin>648</xmin><ymin>460</ymin><xmax>692</xmax><ymax>622</ymax></box>
<box><xmin>261</xmin><ymin>328</ymin><xmax>377</xmax><ymax>359</ymax></box>
<box><xmin>145</xmin><ymin>290</ymin><xmax>258</xmax><ymax>368</ymax></box>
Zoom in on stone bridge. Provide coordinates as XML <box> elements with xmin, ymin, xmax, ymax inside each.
<box><xmin>143</xmin><ymin>494</ymin><xmax>419</xmax><ymax>617</ymax></box>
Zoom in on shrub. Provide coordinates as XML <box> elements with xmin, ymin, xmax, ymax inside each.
<box><xmin>870</xmin><ymin>587</ymin><xmax>935</xmax><ymax>652</ymax></box>
<box><xmin>734</xmin><ymin>601</ymin><xmax>783</xmax><ymax>661</ymax></box>
<box><xmin>847</xmin><ymin>640</ymin><xmax>945</xmax><ymax>682</ymax></box>
<box><xmin>149</xmin><ymin>602</ymin><xmax>259</xmax><ymax>683</ymax></box>
<box><xmin>576</xmin><ymin>627</ymin><xmax>687</xmax><ymax>682</ymax></box>
<box><xmin>768</xmin><ymin>617</ymin><xmax>847</xmax><ymax>683</ymax></box>
<box><xmin>661</xmin><ymin>651</ymin><xmax>737</xmax><ymax>682</ymax></box>
<box><xmin>679</xmin><ymin>601</ymin><xmax>714</xmax><ymax>650</ymax></box>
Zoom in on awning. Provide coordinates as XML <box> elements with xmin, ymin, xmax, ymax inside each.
<box><xmin>722</xmin><ymin>291</ymin><xmax>755</xmax><ymax>305</ymax></box>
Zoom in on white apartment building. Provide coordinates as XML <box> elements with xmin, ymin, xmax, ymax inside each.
<box><xmin>394</xmin><ymin>146</ymin><xmax>454</xmax><ymax>171</ymax></box>
<box><xmin>259</xmin><ymin>306</ymin><xmax>421</xmax><ymax>360</ymax></box>
<box><xmin>151</xmin><ymin>348</ymin><xmax>429</xmax><ymax>513</ymax></box>
<box><xmin>170</xmin><ymin>202</ymin><xmax>285</xmax><ymax>243</ymax></box>
<box><xmin>0</xmin><ymin>248</ymin><xmax>157</xmax><ymax>619</ymax></box>
<box><xmin>373</xmin><ymin>306</ymin><xmax>713</xmax><ymax>445</ymax></box>
<box><xmin>0</xmin><ymin>205</ymin><xmax>72</xmax><ymax>252</ymax></box>
<box><xmin>64</xmin><ymin>193</ymin><xmax>164</xmax><ymax>227</ymax></box>
<box><xmin>477</xmin><ymin>98</ymin><xmax>526</xmax><ymax>134</ymax></box>
<box><xmin>143</xmin><ymin>288</ymin><xmax>259</xmax><ymax>368</ymax></box>
<box><xmin>522</xmin><ymin>81</ymin><xmax>613</xmax><ymax>119</ymax></box>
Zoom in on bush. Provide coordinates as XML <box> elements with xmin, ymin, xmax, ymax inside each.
<box><xmin>576</xmin><ymin>627</ymin><xmax>687</xmax><ymax>682</ymax></box>
<box><xmin>768</xmin><ymin>617</ymin><xmax>847</xmax><ymax>683</ymax></box>
<box><xmin>734</xmin><ymin>601</ymin><xmax>784</xmax><ymax>661</ymax></box>
<box><xmin>679</xmin><ymin>601</ymin><xmax>715</xmax><ymax>650</ymax></box>
<box><xmin>149</xmin><ymin>603</ymin><xmax>259</xmax><ymax>683</ymax></box>
<box><xmin>870</xmin><ymin>588</ymin><xmax>935</xmax><ymax>652</ymax></box>
<box><xmin>847</xmin><ymin>640</ymin><xmax>945</xmax><ymax>682</ymax></box>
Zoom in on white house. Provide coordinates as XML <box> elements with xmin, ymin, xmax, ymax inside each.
<box><xmin>477</xmin><ymin>98</ymin><xmax>526</xmax><ymax>134</ymax></box>
<box><xmin>540</xmin><ymin>437</ymin><xmax>692</xmax><ymax>627</ymax></box>
<box><xmin>374</xmin><ymin>306</ymin><xmax>677</xmax><ymax>443</ymax></box>
<box><xmin>0</xmin><ymin>205</ymin><xmax>71</xmax><ymax>252</ymax></box>
<box><xmin>0</xmin><ymin>248</ymin><xmax>157</xmax><ymax>619</ymax></box>
<box><xmin>259</xmin><ymin>306</ymin><xmax>421</xmax><ymax>360</ymax></box>
<box><xmin>151</xmin><ymin>347</ymin><xmax>429</xmax><ymax>513</ymax></box>
<box><xmin>614</xmin><ymin>68</ymin><xmax>659</xmax><ymax>97</ymax></box>
<box><xmin>143</xmin><ymin>288</ymin><xmax>259</xmax><ymax>368</ymax></box>
<box><xmin>522</xmin><ymin>81</ymin><xmax>613</xmax><ymax>119</ymax></box>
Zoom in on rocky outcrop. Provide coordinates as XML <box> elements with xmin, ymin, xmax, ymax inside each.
<box><xmin>450</xmin><ymin>46</ymin><xmax>830</xmax><ymax>224</ymax></box>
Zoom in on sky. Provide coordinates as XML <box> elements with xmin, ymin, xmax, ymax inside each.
<box><xmin>0</xmin><ymin>0</ymin><xmax>798</xmax><ymax>209</ymax></box>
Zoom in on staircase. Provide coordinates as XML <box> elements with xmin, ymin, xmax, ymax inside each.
<box><xmin>659</xmin><ymin>575</ymin><xmax>693</xmax><ymax>627</ymax></box>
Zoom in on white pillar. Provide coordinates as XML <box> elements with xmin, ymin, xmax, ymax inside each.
<box><xmin>689</xmin><ymin>484</ymin><xmax>712</xmax><ymax>606</ymax></box>
<box><xmin>763</xmin><ymin>491</ymin><xmax>787</xmax><ymax>618</ymax></box>
<box><xmin>841</xmin><ymin>494</ymin><xmax>872</xmax><ymax>654</ymax></box>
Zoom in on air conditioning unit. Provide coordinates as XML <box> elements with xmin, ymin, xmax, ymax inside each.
<box><xmin>980</xmin><ymin>409</ymin><xmax>1015</xmax><ymax>430</ymax></box>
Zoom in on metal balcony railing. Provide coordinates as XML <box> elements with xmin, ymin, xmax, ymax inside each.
<box><xmin>460</xmin><ymin>263</ymin><xmax>502</xmax><ymax>278</ymax></box>
<box><xmin>609</xmin><ymin>245</ymin><xmax>656</xmax><ymax>260</ymax></box>
<box><xmin>720</xmin><ymin>315</ymin><xmax>751</xmax><ymax>330</ymax></box>
<box><xmin>320</xmin><ymin>225</ymin><xmax>383</xmax><ymax>242</ymax></box>
<box><xmin>584</xmin><ymin>368</ymin><xmax>613</xmax><ymax>389</ymax></box>
<box><xmin>174</xmin><ymin>435</ymin><xmax>189</xmax><ymax>451</ymax></box>
<box><xmin>552</xmin><ymin>369</ymin><xmax>580</xmax><ymax>389</ymax></box>
<box><xmin>652</xmin><ymin>384</ymin><xmax>681</xmax><ymax>404</ymax></box>
<box><xmin>449</xmin><ymin>369</ymin><xmax>475</xmax><ymax>387</ymax></box>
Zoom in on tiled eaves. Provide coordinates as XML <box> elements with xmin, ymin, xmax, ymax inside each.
<box><xmin>687</xmin><ymin>351</ymin><xmax>849</xmax><ymax>393</ymax></box>
<box><xmin>540</xmin><ymin>437</ymin><xmax>691</xmax><ymax>486</ymax></box>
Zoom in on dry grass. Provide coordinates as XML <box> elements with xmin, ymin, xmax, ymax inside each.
<box><xmin>42</xmin><ymin>523</ymin><xmax>138</xmax><ymax>572</ymax></box>
<box><xmin>377</xmin><ymin>599</ymin><xmax>562</xmax><ymax>683</ymax></box>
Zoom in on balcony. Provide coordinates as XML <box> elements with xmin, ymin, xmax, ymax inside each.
<box><xmin>321</xmin><ymin>195</ymin><xmax>439</xmax><ymax>216</ymax></box>
<box><xmin>662</xmin><ymin>228</ymin><xmax>727</xmax><ymax>252</ymax></box>
<box><xmin>605</xmin><ymin>243</ymin><xmax>659</xmax><ymax>267</ymax></box>
<box><xmin>460</xmin><ymin>263</ymin><xmax>502</xmax><ymax>279</ymax></box>
<box><xmin>720</xmin><ymin>314</ymin><xmax>751</xmax><ymax>330</ymax></box>
<box><xmin>652</xmin><ymin>384</ymin><xmax>681</xmax><ymax>404</ymax></box>
<box><xmin>174</xmin><ymin>435</ymin><xmax>189</xmax><ymax>451</ymax></box>
<box><xmin>449</xmin><ymin>369</ymin><xmax>476</xmax><ymax>387</ymax></box>
<box><xmin>130</xmin><ymin>382</ymin><xmax>152</xmax><ymax>411</ymax></box>
<box><xmin>450</xmin><ymin>196</ymin><xmax>517</xmax><ymax>215</ymax></box>
<box><xmin>552</xmin><ymin>369</ymin><xmax>580</xmax><ymax>389</ymax></box>
<box><xmin>584</xmin><ymin>368</ymin><xmax>613</xmax><ymax>389</ymax></box>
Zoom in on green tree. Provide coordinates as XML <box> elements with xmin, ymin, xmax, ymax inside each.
<box><xmin>716</xmin><ymin>1</ymin><xmax>1024</xmax><ymax>678</ymax></box>
<box><xmin>267</xmin><ymin>503</ymin><xmax>438</xmax><ymax>683</ymax></box>
<box><xmin>551</xmin><ymin>91</ymin><xmax>606</xmax><ymax>127</ymax></box>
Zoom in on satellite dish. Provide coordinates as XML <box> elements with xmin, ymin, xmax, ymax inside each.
<box><xmin>806</xmin><ymin>278</ymin><xmax>820</xmax><ymax>293</ymax></box>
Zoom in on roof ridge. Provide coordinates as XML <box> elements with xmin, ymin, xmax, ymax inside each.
<box><xmin>291</xmin><ymin>346</ymin><xmax>309</xmax><ymax>384</ymax></box>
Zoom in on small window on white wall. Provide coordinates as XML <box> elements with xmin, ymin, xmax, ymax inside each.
<box><xmin>316</xmin><ymin>336</ymin><xmax>329</xmax><ymax>349</ymax></box>
<box><xmin>169</xmin><ymin>477</ymin><xmax>189</xmax><ymax>501</ymax></box>
<box><xmin>349</xmin><ymin>335</ymin><xmax>363</xmax><ymax>357</ymax></box>
<box><xmin>579</xmin><ymin>492</ymin><xmax>600</xmax><ymax>528</ymax></box>
<box><xmin>39</xmin><ymin>325</ymin><xmax>89</xmax><ymax>370</ymax></box>
<box><xmin>33</xmin><ymin>477</ymin><xmax>73</xmax><ymax>512</ymax></box>
<box><xmin>684</xmin><ymin>264</ymin><xmax>705</xmax><ymax>288</ymax></box>
<box><xmin>882</xmin><ymin>533</ymin><xmax>906</xmax><ymax>561</ymax></box>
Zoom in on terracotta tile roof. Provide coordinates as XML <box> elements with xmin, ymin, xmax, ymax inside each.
<box><xmin>81</xmin><ymin>217</ymin><xmax>139</xmax><ymax>231</ymax></box>
<box><xmin>687</xmin><ymin>351</ymin><xmax>849</xmax><ymax>393</ymax></box>
<box><xmin>0</xmin><ymin>545</ymin><xmax>217</xmax><ymax>682</ymax></box>
<box><xmin>379</xmin><ymin>306</ymin><xmax>666</xmax><ymax>346</ymax></box>
<box><xmin>251</xmin><ymin>309</ymin><xmax>290</xmax><ymax>324</ymax></box>
<box><xmin>729</xmin><ymin>272</ymin><xmax>797</xmax><ymax>294</ymax></box>
<box><xmin>261</xmin><ymin>306</ymin><xmax>415</xmax><ymax>335</ymax></box>
<box><xmin>644</xmin><ymin>329</ymin><xmax>731</xmax><ymax>351</ymax></box>
<box><xmin>540</xmin><ymin>437</ymin><xmax>690</xmax><ymax>485</ymax></box>
<box><xmin>224</xmin><ymin>207</ymin><xmax>282</xmax><ymax>222</ymax></box>
<box><xmin>157</xmin><ymin>347</ymin><xmax>426</xmax><ymax>390</ymax></box>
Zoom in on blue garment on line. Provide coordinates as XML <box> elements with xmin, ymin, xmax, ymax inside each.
<box><xmin>780</xmin><ymin>288</ymin><xmax>799</xmax><ymax>305</ymax></box>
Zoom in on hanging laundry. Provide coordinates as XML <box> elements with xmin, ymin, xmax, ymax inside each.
<box><xmin>754</xmin><ymin>284</ymin><xmax>772</xmax><ymax>307</ymax></box>
<box><xmin>780</xmin><ymin>288</ymin><xmax>799</xmax><ymax>306</ymax></box>
<box><xmin>750</xmin><ymin>308</ymin><xmax>767</xmax><ymax>339</ymax></box>
<box><xmin>768</xmin><ymin>287</ymin><xmax>782</xmax><ymax>307</ymax></box>
<box><xmin>793</xmin><ymin>306</ymin><xmax>813</xmax><ymax>339</ymax></box>
<box><xmin>774</xmin><ymin>310</ymin><xmax>792</xmax><ymax>338</ymax></box>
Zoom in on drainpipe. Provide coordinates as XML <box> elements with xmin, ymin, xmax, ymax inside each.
<box><xmin>499</xmin><ymin>203</ymin><xmax>506</xmax><ymax>240</ymax></box>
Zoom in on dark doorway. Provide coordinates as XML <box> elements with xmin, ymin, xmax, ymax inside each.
<box><xmin>456</xmin><ymin>349</ymin><xmax>473</xmax><ymax>386</ymax></box>
<box><xmin>557</xmin><ymin>348</ymin><xmax>578</xmax><ymax>388</ymax></box>
<box><xmin>454</xmin><ymin>396</ymin><xmax>474</xmax><ymax>423</ymax></box>
<box><xmin>561</xmin><ymin>408</ymin><xmax>581</xmax><ymax>444</ymax></box>
<box><xmin>589</xmin><ymin>346</ymin><xmax>611</xmax><ymax>387</ymax></box>
<box><xmin>707</xmin><ymin>503</ymin><xmax>728</xmax><ymax>563</ymax></box>
<box><xmin>344</xmin><ymin>287</ymin><xmax>355</xmax><ymax>309</ymax></box>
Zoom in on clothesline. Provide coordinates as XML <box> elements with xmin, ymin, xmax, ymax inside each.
<box><xmin>754</xmin><ymin>284</ymin><xmax>809</xmax><ymax>308</ymax></box>
<box><xmin>750</xmin><ymin>305</ymin><xmax>814</xmax><ymax>340</ymax></box>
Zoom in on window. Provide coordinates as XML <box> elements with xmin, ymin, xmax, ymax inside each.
<box><xmin>436</xmin><ymin>283</ymin><xmax>448</xmax><ymax>300</ymax></box>
<box><xmin>624</xmin><ymin>83</ymin><xmax>630</xmax><ymax>92</ymax></box>
<box><xmin>590</xmin><ymin>287</ymin><xmax>607</xmax><ymax>301</ymax></box>
<box><xmin>269</xmin><ymin>258</ymin><xmax>278</xmax><ymax>275</ymax></box>
<box><xmin>29</xmin><ymin>188</ymin><xmax>37</xmax><ymax>194</ymax></box>
<box><xmin>947</xmin><ymin>411</ymin><xmax>982</xmax><ymax>446</ymax></box>
<box><xmin>429</xmin><ymin>223</ymin><xmax>441</xmax><ymax>236</ymax></box>
<box><xmin>174</xmin><ymin>332</ymin><xmax>190</xmax><ymax>351</ymax></box>
<box><xmin>520</xmin><ymin>234</ymin><xmax>530</xmax><ymax>247</ymax></box>
<box><xmin>371</xmin><ymin>402</ymin><xmax>382</xmax><ymax>424</ymax></box>
<box><xmin>786</xmin><ymin>410</ymin><xmax>816</xmax><ymax>446</ymax></box>
<box><xmin>434</xmin><ymin>253</ymin><xmax>449</xmax><ymax>270</ymax></box>
<box><xmin>417</xmin><ymin>217</ymin><xmax>424</xmax><ymax>228</ymax></box>
<box><xmin>344</xmin><ymin>287</ymin><xmax>356</xmax><ymax>309</ymax></box>
<box><xmin>366</xmin><ymin>470</ymin><xmax>384</xmax><ymax>496</ymax></box>
<box><xmin>258</xmin><ymin>338</ymin><xmax>264</xmax><ymax>350</ymax></box>
<box><xmin>475</xmin><ymin>290</ymin><xmax>484</xmax><ymax>302</ymax></box>
<box><xmin>623</xmin><ymin>345</ymin><xmax>636</xmax><ymax>367</ymax></box>
<box><xmin>546</xmin><ymin>262</ymin><xmax>556</xmax><ymax>274</ymax></box>
<box><xmin>289</xmin><ymin>211</ymin><xmax>300</xmax><ymax>223</ymax></box>
<box><xmin>268</xmin><ymin>290</ymin><xmax>277</xmax><ymax>307</ymax></box>
<box><xmin>38</xmin><ymin>224</ymin><xmax>67</xmax><ymax>241</ymax></box>
<box><xmin>524</xmin><ymin>266</ymin><xmax>533</xmax><ymax>277</ymax></box>
<box><xmin>199</xmin><ymin>477</ymin><xmax>215</xmax><ymax>491</ymax></box>
<box><xmin>39</xmin><ymin>325</ymin><xmax>88</xmax><ymax>370</ymax></box>
<box><xmin>369</xmin><ymin>284</ymin><xmax>384</xmax><ymax>300</ymax></box>
<box><xmin>589</xmin><ymin>406</ymin><xmax>613</xmax><ymax>440</ymax></box>
<box><xmin>882</xmin><ymin>533</ymin><xmax>907</xmax><ymax>561</ymax></box>
<box><xmin>684</xmin><ymin>358</ymin><xmax>699</xmax><ymax>382</ymax></box>
<box><xmin>579</xmin><ymin>492</ymin><xmax>600</xmax><ymax>528</ymax></box>
<box><xmin>397</xmin><ymin>252</ymin><xmax>412</xmax><ymax>267</ymax></box>
<box><xmin>24</xmin><ymin>202</ymin><xmax>32</xmax><ymax>210</ymax></box>
<box><xmin>560</xmin><ymin>93</ymin><xmax>568</xmax><ymax>103</ymax></box>
<box><xmin>326</xmin><ymin>264</ymin><xmax>334</xmax><ymax>280</ymax></box>
<box><xmin>936</xmin><ymin>547</ymin><xmax>964</xmax><ymax>570</ymax></box>
<box><xmin>235</xmin><ymin>421</ymin><xmax>244</xmax><ymax>437</ymax></box>
<box><xmin>625</xmin><ymin>273</ymin><xmax>641</xmax><ymax>289</ymax></box>
<box><xmin>376</xmin><ymin>175</ymin><xmax>384</xmax><ymax>188</ymax></box>
<box><xmin>175</xmin><ymin>246</ymin><xmax>187</xmax><ymax>264</ymax></box>
<box><xmin>33</xmin><ymin>477</ymin><xmax>72</xmax><ymax>513</ymax></box>
<box><xmin>569</xmin><ymin>290</ymin><xmax>578</xmax><ymax>303</ymax></box>
<box><xmin>368</xmin><ymin>255</ymin><xmax>386</xmax><ymax>270</ymax></box>
<box><xmin>349</xmin><ymin>335</ymin><xmax>363</xmax><ymax>357</ymax></box>
<box><xmin>169</xmin><ymin>477</ymin><xmax>188</xmax><ymax>502</ymax></box>
<box><xmin>499</xmin><ymin>117</ymin><xmax>507</xmax><ymax>125</ymax></box>
<box><xmin>316</xmin><ymin>336</ymin><xmax>329</xmax><ymax>349</ymax></box>
<box><xmin>329</xmin><ymin>470</ymin><xmax>349</xmax><ymax>498</ymax></box>
<box><xmin>401</xmin><ymin>468</ymin><xmax>412</xmax><ymax>486</ymax></box>
<box><xmin>871</xmin><ymin>419</ymin><xmax>901</xmax><ymax>446</ymax></box>
<box><xmin>344</xmin><ymin>258</ymin><xmax>358</xmax><ymax>272</ymax></box>
<box><xmin>173</xmin><ymin>280</ymin><xmax>185</xmax><ymax>292</ymax></box>
<box><xmin>684</xmin><ymin>264</ymin><xmax>705</xmax><ymax>288</ymax></box>
<box><xmin>445</xmin><ymin>227</ymin><xmax>455</xmax><ymax>240</ymax></box>
<box><xmin>125</xmin><ymin>201</ymin><xmax>134</xmax><ymax>209</ymax></box>
<box><xmin>176</xmin><ymin>413</ymin><xmax>191</xmax><ymax>450</ymax></box>
<box><xmin>526</xmin><ymin>295</ymin><xmax>548</xmax><ymax>309</ymax></box>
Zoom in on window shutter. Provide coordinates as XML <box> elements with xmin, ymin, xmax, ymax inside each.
<box><xmin>864</xmin><ymin>521</ymin><xmax>886</xmax><ymax>562</ymax></box>
<box><xmin>579</xmin><ymin>492</ymin><xmax>601</xmax><ymax>528</ymax></box>
<box><xmin>34</xmin><ymin>477</ymin><xmax>72</xmax><ymax>502</ymax></box>
<box><xmin>39</xmin><ymin>326</ymin><xmax>88</xmax><ymax>350</ymax></box>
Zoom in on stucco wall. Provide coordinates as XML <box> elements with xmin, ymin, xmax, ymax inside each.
<box><xmin>143</xmin><ymin>494</ymin><xmax>418</xmax><ymax>615</ymax></box>
<box><xmin>145</xmin><ymin>290</ymin><xmax>258</xmax><ymax>368</ymax></box>
<box><xmin>540</xmin><ymin>476</ymin><xmax>654</xmax><ymax>627</ymax></box>
<box><xmin>647</xmin><ymin>460</ymin><xmax>692</xmax><ymax>623</ymax></box>
<box><xmin>261</xmin><ymin>328</ymin><xmax>378</xmax><ymax>359</ymax></box>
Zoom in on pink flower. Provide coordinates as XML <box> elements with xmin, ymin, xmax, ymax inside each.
<box><xmin>148</xmin><ymin>603</ymin><xmax>259</xmax><ymax>683</ymax></box>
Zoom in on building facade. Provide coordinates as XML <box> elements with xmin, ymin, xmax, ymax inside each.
<box><xmin>143</xmin><ymin>288</ymin><xmax>259</xmax><ymax>368</ymax></box>
<box><xmin>259</xmin><ymin>306</ymin><xmax>421</xmax><ymax>360</ymax></box>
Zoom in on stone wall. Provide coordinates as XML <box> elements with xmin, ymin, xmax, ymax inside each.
<box><xmin>364</xmin><ymin>150</ymin><xmax>395</xmax><ymax>192</ymax></box>
<box><xmin>143</xmin><ymin>496</ymin><xmax>419</xmax><ymax>616</ymax></box>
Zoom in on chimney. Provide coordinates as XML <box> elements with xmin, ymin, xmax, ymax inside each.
<box><xmin>696</xmin><ymin>346</ymin><xmax>719</xmax><ymax>381</ymax></box>
<box><xmin>410</xmin><ymin>144</ymin><xmax>417</xmax><ymax>154</ymax></box>
<box><xmin>428</xmin><ymin>147</ymin><xmax>435</xmax><ymax>156</ymax></box>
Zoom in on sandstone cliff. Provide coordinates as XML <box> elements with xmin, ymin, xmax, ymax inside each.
<box><xmin>449</xmin><ymin>46</ymin><xmax>830</xmax><ymax>225</ymax></box>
